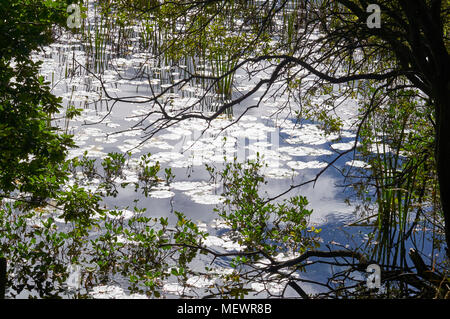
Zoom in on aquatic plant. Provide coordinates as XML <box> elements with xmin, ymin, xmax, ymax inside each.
<box><xmin>351</xmin><ymin>83</ymin><xmax>449</xmax><ymax>297</ymax></box>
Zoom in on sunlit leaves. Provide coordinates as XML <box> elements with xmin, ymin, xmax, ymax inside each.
<box><xmin>208</xmin><ymin>156</ymin><xmax>320</xmax><ymax>263</ymax></box>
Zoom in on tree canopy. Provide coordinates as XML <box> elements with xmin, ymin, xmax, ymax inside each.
<box><xmin>0</xmin><ymin>0</ymin><xmax>78</xmax><ymax>204</ymax></box>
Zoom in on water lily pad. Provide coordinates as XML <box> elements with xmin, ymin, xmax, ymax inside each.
<box><xmin>345</xmin><ymin>160</ymin><xmax>371</xmax><ymax>168</ymax></box>
<box><xmin>148</xmin><ymin>190</ymin><xmax>175</xmax><ymax>199</ymax></box>
<box><xmin>286</xmin><ymin>160</ymin><xmax>328</xmax><ymax>170</ymax></box>
<box><xmin>186</xmin><ymin>276</ymin><xmax>215</xmax><ymax>288</ymax></box>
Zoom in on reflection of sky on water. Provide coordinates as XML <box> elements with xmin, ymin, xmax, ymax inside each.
<box><xmin>88</xmin><ymin>109</ymin><xmax>362</xmax><ymax>228</ymax></box>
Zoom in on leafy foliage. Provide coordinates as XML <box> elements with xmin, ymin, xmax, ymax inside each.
<box><xmin>208</xmin><ymin>158</ymin><xmax>320</xmax><ymax>259</ymax></box>
<box><xmin>0</xmin><ymin>0</ymin><xmax>77</xmax><ymax>204</ymax></box>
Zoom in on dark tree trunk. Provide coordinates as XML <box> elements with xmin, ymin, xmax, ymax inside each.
<box><xmin>434</xmin><ymin>79</ymin><xmax>450</xmax><ymax>259</ymax></box>
<box><xmin>0</xmin><ymin>257</ymin><xmax>5</xmax><ymax>299</ymax></box>
<box><xmin>404</xmin><ymin>0</ymin><xmax>450</xmax><ymax>260</ymax></box>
